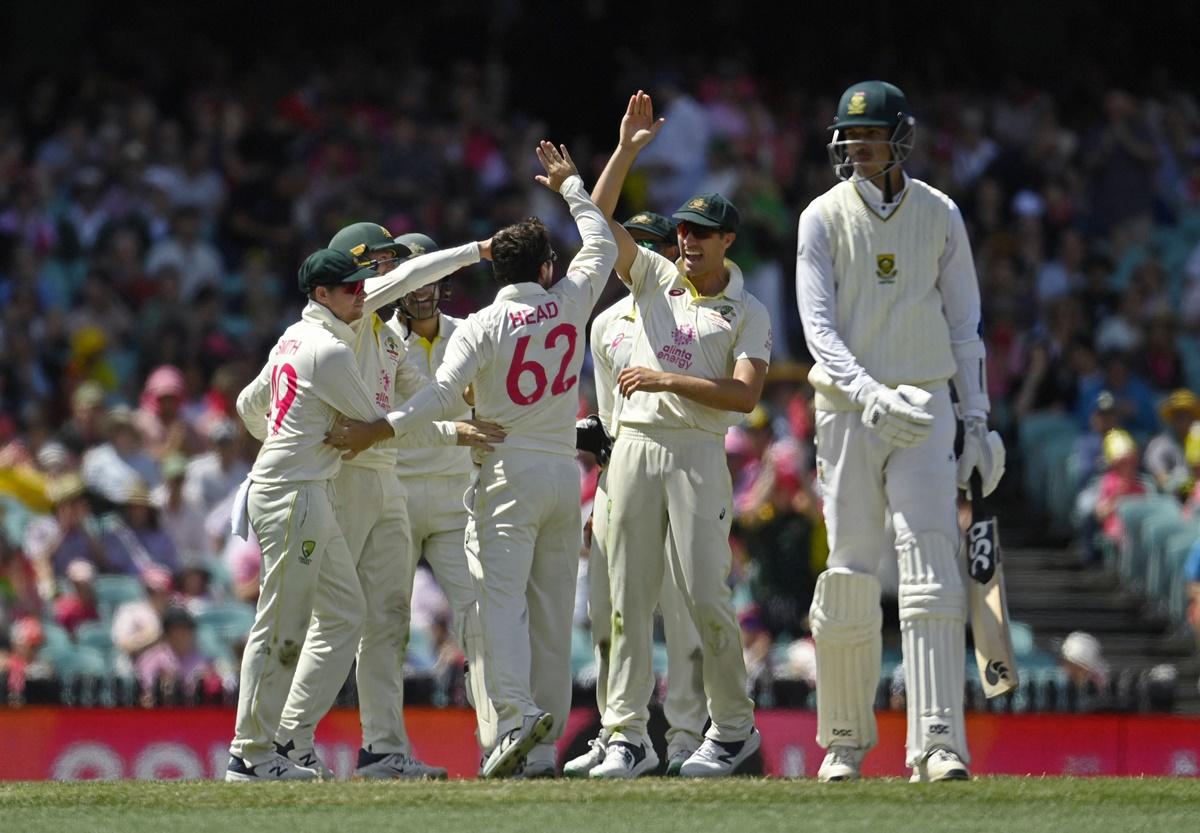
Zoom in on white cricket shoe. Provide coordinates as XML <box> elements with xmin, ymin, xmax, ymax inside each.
<box><xmin>224</xmin><ymin>753</ymin><xmax>319</xmax><ymax>782</ymax></box>
<box><xmin>563</xmin><ymin>735</ymin><xmax>607</xmax><ymax>778</ymax></box>
<box><xmin>275</xmin><ymin>741</ymin><xmax>334</xmax><ymax>780</ymax></box>
<box><xmin>355</xmin><ymin>749</ymin><xmax>448</xmax><ymax>780</ymax></box>
<box><xmin>679</xmin><ymin>728</ymin><xmax>761</xmax><ymax>777</ymax></box>
<box><xmin>910</xmin><ymin>747</ymin><xmax>970</xmax><ymax>783</ymax></box>
<box><xmin>589</xmin><ymin>740</ymin><xmax>659</xmax><ymax>779</ymax></box>
<box><xmin>481</xmin><ymin>711</ymin><xmax>554</xmax><ymax>779</ymax></box>
<box><xmin>817</xmin><ymin>746</ymin><xmax>864</xmax><ymax>782</ymax></box>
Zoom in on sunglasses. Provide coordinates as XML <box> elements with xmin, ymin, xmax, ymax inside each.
<box><xmin>636</xmin><ymin>239</ymin><xmax>665</xmax><ymax>252</ymax></box>
<box><xmin>676</xmin><ymin>222</ymin><xmax>721</xmax><ymax>240</ymax></box>
<box><xmin>337</xmin><ymin>280</ymin><xmax>366</xmax><ymax>295</ymax></box>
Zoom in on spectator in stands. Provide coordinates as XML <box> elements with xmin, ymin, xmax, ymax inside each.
<box><xmin>135</xmin><ymin>365</ymin><xmax>204</xmax><ymax>461</ymax></box>
<box><xmin>111</xmin><ymin>566</ymin><xmax>171</xmax><ymax>679</ymax></box>
<box><xmin>101</xmin><ymin>482</ymin><xmax>180</xmax><ymax>575</ymax></box>
<box><xmin>1075</xmin><ymin>353</ymin><xmax>1157</xmax><ymax>436</ymax></box>
<box><xmin>154</xmin><ymin>453</ymin><xmax>209</xmax><ymax>560</ymax></box>
<box><xmin>134</xmin><ymin>605</ymin><xmax>220</xmax><ymax>706</ymax></box>
<box><xmin>1071</xmin><ymin>390</ymin><xmax>1121</xmax><ymax>490</ymax></box>
<box><xmin>22</xmin><ymin>473</ymin><xmax>109</xmax><ymax>579</ymax></box>
<box><xmin>80</xmin><ymin>407</ymin><xmax>160</xmax><ymax>507</ymax></box>
<box><xmin>183</xmin><ymin>419</ymin><xmax>249</xmax><ymax>515</ymax></box>
<box><xmin>1</xmin><ymin>616</ymin><xmax>50</xmax><ymax>705</ymax></box>
<box><xmin>1094</xmin><ymin>429</ymin><xmax>1147</xmax><ymax>555</ymax></box>
<box><xmin>1184</xmin><ymin>423</ymin><xmax>1200</xmax><ymax>517</ymax></box>
<box><xmin>53</xmin><ymin>559</ymin><xmax>100</xmax><ymax>636</ymax></box>
<box><xmin>1144</xmin><ymin>389</ymin><xmax>1200</xmax><ymax>500</ymax></box>
<box><xmin>738</xmin><ymin>604</ymin><xmax>774</xmax><ymax>705</ymax></box>
<box><xmin>56</xmin><ymin>382</ymin><xmax>107</xmax><ymax>458</ymax></box>
<box><xmin>144</xmin><ymin>206</ymin><xmax>226</xmax><ymax>300</ymax></box>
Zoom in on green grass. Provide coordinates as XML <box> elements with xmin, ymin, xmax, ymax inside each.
<box><xmin>1</xmin><ymin>778</ymin><xmax>1196</xmax><ymax>833</ymax></box>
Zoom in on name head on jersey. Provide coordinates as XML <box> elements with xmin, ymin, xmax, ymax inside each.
<box><xmin>491</xmin><ymin>217</ymin><xmax>555</xmax><ymax>287</ymax></box>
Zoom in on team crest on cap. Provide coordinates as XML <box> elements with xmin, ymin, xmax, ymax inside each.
<box><xmin>876</xmin><ymin>253</ymin><xmax>898</xmax><ymax>284</ymax></box>
<box><xmin>350</xmin><ymin>243</ymin><xmax>367</xmax><ymax>258</ymax></box>
<box><xmin>685</xmin><ymin>197</ymin><xmax>709</xmax><ymax>212</ymax></box>
<box><xmin>630</xmin><ymin>213</ymin><xmax>653</xmax><ymax>225</ymax></box>
<box><xmin>848</xmin><ymin>91</ymin><xmax>868</xmax><ymax>115</ymax></box>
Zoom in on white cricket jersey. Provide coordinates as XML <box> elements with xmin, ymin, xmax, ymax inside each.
<box><xmin>615</xmin><ymin>247</ymin><xmax>773</xmax><ymax>437</ymax></box>
<box><xmin>389</xmin><ymin>313</ymin><xmax>474</xmax><ymax>478</ymax></box>
<box><xmin>382</xmin><ymin>175</ymin><xmax>617</xmax><ymax>457</ymax></box>
<box><xmin>796</xmin><ymin>175</ymin><xmax>984</xmax><ymax>412</ymax></box>
<box><xmin>589</xmin><ymin>295</ymin><xmax>637</xmax><ymax>433</ymax></box>
<box><xmin>238</xmin><ymin>243</ymin><xmax>482</xmax><ymax>481</ymax></box>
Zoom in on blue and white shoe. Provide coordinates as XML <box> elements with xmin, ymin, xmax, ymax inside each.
<box><xmin>679</xmin><ymin>728</ymin><xmax>761</xmax><ymax>777</ymax></box>
<box><xmin>275</xmin><ymin>740</ymin><xmax>334</xmax><ymax>780</ymax></box>
<box><xmin>224</xmin><ymin>753</ymin><xmax>319</xmax><ymax>782</ymax></box>
<box><xmin>589</xmin><ymin>740</ymin><xmax>658</xmax><ymax>779</ymax></box>
<box><xmin>481</xmin><ymin>712</ymin><xmax>554</xmax><ymax>779</ymax></box>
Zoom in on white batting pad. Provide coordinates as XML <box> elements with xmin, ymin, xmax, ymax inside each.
<box><xmin>810</xmin><ymin>569</ymin><xmax>882</xmax><ymax>750</ymax></box>
<box><xmin>897</xmin><ymin>531</ymin><xmax>969</xmax><ymax>766</ymax></box>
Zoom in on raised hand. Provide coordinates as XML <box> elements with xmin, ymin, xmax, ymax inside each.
<box><xmin>534</xmin><ymin>141</ymin><xmax>579</xmax><ymax>192</ymax></box>
<box><xmin>619</xmin><ymin>90</ymin><xmax>665</xmax><ymax>151</ymax></box>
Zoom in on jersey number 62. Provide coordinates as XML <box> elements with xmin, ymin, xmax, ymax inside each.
<box><xmin>505</xmin><ymin>323</ymin><xmax>577</xmax><ymax>406</ymax></box>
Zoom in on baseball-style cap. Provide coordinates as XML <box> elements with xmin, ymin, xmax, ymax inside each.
<box><xmin>829</xmin><ymin>80</ymin><xmax>911</xmax><ymax>132</ymax></box>
<box><xmin>394</xmin><ymin>232</ymin><xmax>440</xmax><ymax>257</ymax></box>
<box><xmin>297</xmin><ymin>248</ymin><xmax>376</xmax><ymax>293</ymax></box>
<box><xmin>623</xmin><ymin>212</ymin><xmax>674</xmax><ymax>241</ymax></box>
<box><xmin>671</xmin><ymin>193</ymin><xmax>740</xmax><ymax>233</ymax></box>
<box><xmin>329</xmin><ymin>222</ymin><xmax>410</xmax><ymax>264</ymax></box>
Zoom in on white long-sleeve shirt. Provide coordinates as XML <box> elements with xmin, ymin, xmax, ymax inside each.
<box><xmin>381</xmin><ymin>175</ymin><xmax>617</xmax><ymax>457</ymax></box>
<box><xmin>589</xmin><ymin>295</ymin><xmax>637</xmax><ymax>433</ymax></box>
<box><xmin>237</xmin><ymin>303</ymin><xmax>453</xmax><ymax>485</ymax></box>
<box><xmin>795</xmin><ymin>174</ymin><xmax>987</xmax><ymax>414</ymax></box>
<box><xmin>390</xmin><ymin>313</ymin><xmax>474</xmax><ymax>478</ymax></box>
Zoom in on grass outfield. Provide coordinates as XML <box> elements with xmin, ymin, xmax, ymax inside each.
<box><xmin>1</xmin><ymin>778</ymin><xmax>1196</xmax><ymax>833</ymax></box>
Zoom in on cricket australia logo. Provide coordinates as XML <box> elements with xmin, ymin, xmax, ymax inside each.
<box><xmin>672</xmin><ymin>324</ymin><xmax>696</xmax><ymax>346</ymax></box>
<box><xmin>876</xmin><ymin>253</ymin><xmax>898</xmax><ymax>284</ymax></box>
<box><xmin>300</xmin><ymin>540</ymin><xmax>316</xmax><ymax>565</ymax></box>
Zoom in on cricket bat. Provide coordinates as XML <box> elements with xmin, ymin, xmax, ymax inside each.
<box><xmin>966</xmin><ymin>471</ymin><xmax>1019</xmax><ymax>698</ymax></box>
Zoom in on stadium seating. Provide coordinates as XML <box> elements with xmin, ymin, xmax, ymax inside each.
<box><xmin>92</xmin><ymin>575</ymin><xmax>148</xmax><ymax>621</ymax></box>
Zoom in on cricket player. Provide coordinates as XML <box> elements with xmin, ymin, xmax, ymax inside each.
<box><xmin>325</xmin><ymin>141</ymin><xmax>617</xmax><ymax>778</ymax></box>
<box><xmin>563</xmin><ymin>211</ymin><xmax>708</xmax><ymax>778</ymax></box>
<box><xmin>582</xmin><ymin>92</ymin><xmax>771</xmax><ymax>778</ymax></box>
<box><xmin>374</xmin><ymin>230</ymin><xmax>500</xmax><ymax>772</ymax></box>
<box><xmin>796</xmin><ymin>80</ymin><xmax>1005</xmax><ymax>782</ymax></box>
<box><xmin>228</xmin><ymin>242</ymin><xmax>500</xmax><ymax>781</ymax></box>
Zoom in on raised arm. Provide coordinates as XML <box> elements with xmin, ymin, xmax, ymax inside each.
<box><xmin>590</xmin><ymin>91</ymin><xmax>666</xmax><ymax>280</ymax></box>
<box><xmin>362</xmin><ymin>242</ymin><xmax>486</xmax><ymax>317</ymax></box>
<box><xmin>534</xmin><ymin>141</ymin><xmax>616</xmax><ymax>309</ymax></box>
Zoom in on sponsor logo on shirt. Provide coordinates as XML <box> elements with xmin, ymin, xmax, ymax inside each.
<box><xmin>669</xmin><ymin>288</ymin><xmax>686</xmax><ymax>297</ymax></box>
<box><xmin>672</xmin><ymin>324</ymin><xmax>696</xmax><ymax>346</ymax></box>
<box><xmin>656</xmin><ymin>344</ymin><xmax>693</xmax><ymax>370</ymax></box>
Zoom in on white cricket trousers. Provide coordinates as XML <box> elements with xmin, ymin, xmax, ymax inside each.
<box><xmin>278</xmin><ymin>464</ymin><xmax>413</xmax><ymax>754</ymax></box>
<box><xmin>401</xmin><ymin>472</ymin><xmax>496</xmax><ymax>749</ymax></box>
<box><xmin>603</xmin><ymin>426</ymin><xmax>756</xmax><ymax>747</ymax></box>
<box><xmin>590</xmin><ymin>472</ymin><xmax>707</xmax><ymax>755</ymax></box>
<box><xmin>231</xmin><ymin>480</ymin><xmax>363</xmax><ymax>764</ymax></box>
<box><xmin>467</xmin><ymin>448</ymin><xmax>581</xmax><ymax>747</ymax></box>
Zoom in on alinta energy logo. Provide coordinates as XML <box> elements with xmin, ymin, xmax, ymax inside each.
<box><xmin>672</xmin><ymin>324</ymin><xmax>696</xmax><ymax>346</ymax></box>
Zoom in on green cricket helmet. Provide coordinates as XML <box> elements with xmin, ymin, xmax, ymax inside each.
<box><xmin>328</xmin><ymin>222</ymin><xmax>410</xmax><ymax>269</ymax></box>
<box><xmin>826</xmin><ymin>80</ymin><xmax>916</xmax><ymax>181</ymax></box>
<box><xmin>395</xmin><ymin>232</ymin><xmax>449</xmax><ymax>321</ymax></box>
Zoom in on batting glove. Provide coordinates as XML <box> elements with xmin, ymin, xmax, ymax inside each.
<box><xmin>957</xmin><ymin>416</ymin><xmax>1006</xmax><ymax>496</ymax></box>
<box><xmin>576</xmin><ymin>414</ymin><xmax>614</xmax><ymax>467</ymax></box>
<box><xmin>860</xmin><ymin>383</ymin><xmax>935</xmax><ymax>449</ymax></box>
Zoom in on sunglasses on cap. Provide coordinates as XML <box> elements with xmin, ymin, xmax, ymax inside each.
<box><xmin>676</xmin><ymin>222</ymin><xmax>722</xmax><ymax>240</ymax></box>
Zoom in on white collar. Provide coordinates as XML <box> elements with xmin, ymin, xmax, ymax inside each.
<box><xmin>853</xmin><ymin>171</ymin><xmax>910</xmax><ymax>218</ymax></box>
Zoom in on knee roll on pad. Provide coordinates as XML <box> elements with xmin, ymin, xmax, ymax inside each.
<box><xmin>895</xmin><ymin>532</ymin><xmax>969</xmax><ymax>766</ymax></box>
<box><xmin>810</xmin><ymin>569</ymin><xmax>882</xmax><ymax>750</ymax></box>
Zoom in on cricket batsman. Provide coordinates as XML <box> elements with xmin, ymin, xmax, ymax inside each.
<box><xmin>796</xmin><ymin>80</ymin><xmax>1005</xmax><ymax>782</ymax></box>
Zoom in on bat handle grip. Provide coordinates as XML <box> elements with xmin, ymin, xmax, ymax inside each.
<box><xmin>969</xmin><ymin>469</ymin><xmax>984</xmax><ymax>509</ymax></box>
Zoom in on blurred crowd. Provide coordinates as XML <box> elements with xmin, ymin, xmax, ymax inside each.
<box><xmin>2</xmin><ymin>47</ymin><xmax>1200</xmax><ymax>708</ymax></box>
